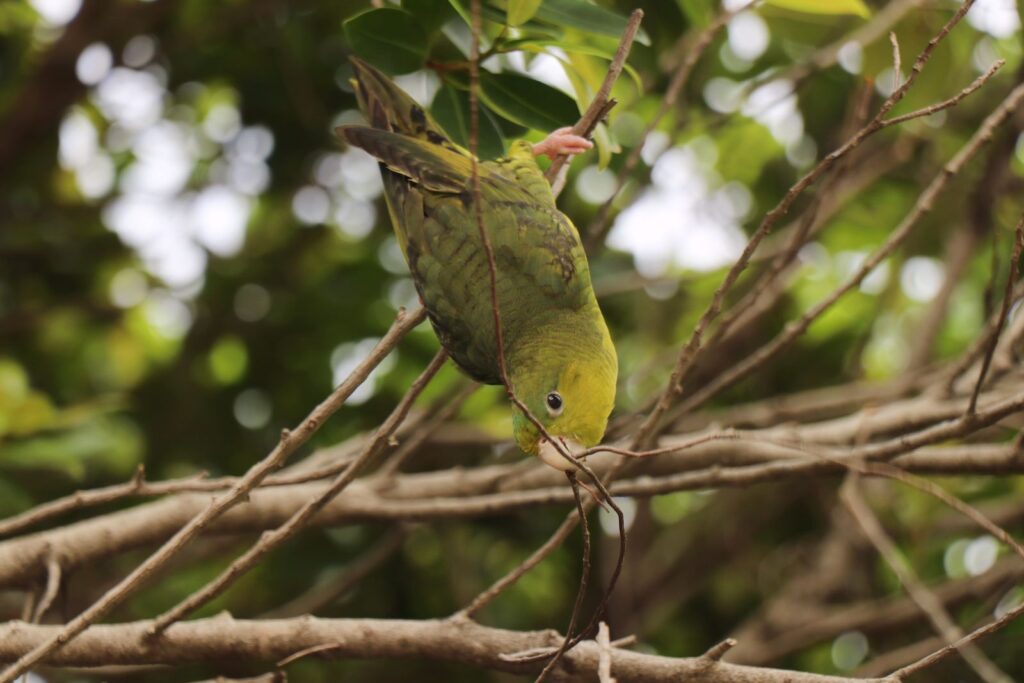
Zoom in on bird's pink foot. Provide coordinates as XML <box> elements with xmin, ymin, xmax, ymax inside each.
<box><xmin>532</xmin><ymin>126</ymin><xmax>593</xmax><ymax>160</ymax></box>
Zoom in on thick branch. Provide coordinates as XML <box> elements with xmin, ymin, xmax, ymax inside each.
<box><xmin>0</xmin><ymin>616</ymin><xmax>894</xmax><ymax>682</ymax></box>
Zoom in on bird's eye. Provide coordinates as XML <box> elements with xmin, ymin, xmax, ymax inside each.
<box><xmin>545</xmin><ymin>391</ymin><xmax>563</xmax><ymax>416</ymax></box>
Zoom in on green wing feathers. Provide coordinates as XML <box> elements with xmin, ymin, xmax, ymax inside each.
<box><xmin>339</xmin><ymin>58</ymin><xmax>598</xmax><ymax>384</ymax></box>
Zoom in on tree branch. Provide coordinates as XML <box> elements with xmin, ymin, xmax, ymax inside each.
<box><xmin>0</xmin><ymin>615</ymin><xmax>898</xmax><ymax>682</ymax></box>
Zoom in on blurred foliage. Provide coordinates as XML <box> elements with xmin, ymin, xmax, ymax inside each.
<box><xmin>2</xmin><ymin>0</ymin><xmax>1024</xmax><ymax>680</ymax></box>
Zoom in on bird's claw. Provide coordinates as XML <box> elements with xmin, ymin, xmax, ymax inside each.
<box><xmin>532</xmin><ymin>126</ymin><xmax>593</xmax><ymax>160</ymax></box>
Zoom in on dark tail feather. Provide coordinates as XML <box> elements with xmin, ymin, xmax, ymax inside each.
<box><xmin>349</xmin><ymin>57</ymin><xmax>447</xmax><ymax>142</ymax></box>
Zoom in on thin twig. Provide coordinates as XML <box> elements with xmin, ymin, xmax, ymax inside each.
<box><xmin>968</xmin><ymin>212</ymin><xmax>1024</xmax><ymax>414</ymax></box>
<box><xmin>31</xmin><ymin>554</ymin><xmax>61</xmax><ymax>624</ymax></box>
<box><xmin>702</xmin><ymin>638</ymin><xmax>738</xmax><ymax>662</ymax></box>
<box><xmin>533</xmin><ymin>473</ymin><xmax>592</xmax><ymax>681</ymax></box>
<box><xmin>882</xmin><ymin>59</ymin><xmax>1004</xmax><ymax>128</ymax></box>
<box><xmin>889</xmin><ymin>32</ymin><xmax>901</xmax><ymax>91</ymax></box>
<box><xmin>849</xmin><ymin>461</ymin><xmax>1024</xmax><ymax>563</ymax></box>
<box><xmin>545</xmin><ymin>8</ymin><xmax>644</xmax><ymax>191</ymax></box>
<box><xmin>939</xmin><ymin>277</ymin><xmax>1024</xmax><ymax>395</ymax></box>
<box><xmin>377</xmin><ymin>382</ymin><xmax>476</xmax><ymax>476</ymax></box>
<box><xmin>892</xmin><ymin>600</ymin><xmax>1024</xmax><ymax>680</ymax></box>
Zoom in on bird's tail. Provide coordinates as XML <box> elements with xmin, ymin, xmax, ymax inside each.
<box><xmin>348</xmin><ymin>57</ymin><xmax>448</xmax><ymax>143</ymax></box>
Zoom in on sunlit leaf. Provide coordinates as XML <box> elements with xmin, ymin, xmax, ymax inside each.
<box><xmin>764</xmin><ymin>0</ymin><xmax>870</xmax><ymax>18</ymax></box>
<box><xmin>507</xmin><ymin>0</ymin><xmax>543</xmax><ymax>26</ymax></box>
<box><xmin>344</xmin><ymin>8</ymin><xmax>429</xmax><ymax>75</ymax></box>
<box><xmin>533</xmin><ymin>0</ymin><xmax>650</xmax><ymax>45</ymax></box>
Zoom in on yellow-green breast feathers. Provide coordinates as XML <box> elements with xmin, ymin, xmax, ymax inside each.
<box><xmin>338</xmin><ymin>57</ymin><xmax>617</xmax><ymax>457</ymax></box>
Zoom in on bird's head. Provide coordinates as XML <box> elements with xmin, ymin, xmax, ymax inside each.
<box><xmin>510</xmin><ymin>338</ymin><xmax>617</xmax><ymax>470</ymax></box>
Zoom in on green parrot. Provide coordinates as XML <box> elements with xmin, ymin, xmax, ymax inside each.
<box><xmin>338</xmin><ymin>58</ymin><xmax>617</xmax><ymax>470</ymax></box>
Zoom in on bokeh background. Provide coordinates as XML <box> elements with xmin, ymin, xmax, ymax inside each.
<box><xmin>2</xmin><ymin>0</ymin><xmax>1024</xmax><ymax>680</ymax></box>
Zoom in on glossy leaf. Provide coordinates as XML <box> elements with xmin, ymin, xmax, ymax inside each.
<box><xmin>764</xmin><ymin>0</ymin><xmax>870</xmax><ymax>18</ymax></box>
<box><xmin>447</xmin><ymin>0</ymin><xmax>513</xmax><ymax>32</ymax></box>
<box><xmin>402</xmin><ymin>0</ymin><xmax>459</xmax><ymax>34</ymax></box>
<box><xmin>507</xmin><ymin>0</ymin><xmax>543</xmax><ymax>26</ymax></box>
<box><xmin>533</xmin><ymin>0</ymin><xmax>650</xmax><ymax>45</ymax></box>
<box><xmin>480</xmin><ymin>72</ymin><xmax>579</xmax><ymax>131</ymax></box>
<box><xmin>431</xmin><ymin>83</ymin><xmax>507</xmax><ymax>159</ymax></box>
<box><xmin>344</xmin><ymin>8</ymin><xmax>429</xmax><ymax>75</ymax></box>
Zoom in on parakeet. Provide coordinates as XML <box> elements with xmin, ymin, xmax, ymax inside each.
<box><xmin>338</xmin><ymin>58</ymin><xmax>617</xmax><ymax>470</ymax></box>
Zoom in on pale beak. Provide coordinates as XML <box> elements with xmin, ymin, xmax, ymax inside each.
<box><xmin>537</xmin><ymin>437</ymin><xmax>586</xmax><ymax>471</ymax></box>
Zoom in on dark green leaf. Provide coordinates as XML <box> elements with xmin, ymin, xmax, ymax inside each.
<box><xmin>447</xmin><ymin>0</ymin><xmax>511</xmax><ymax>29</ymax></box>
<box><xmin>533</xmin><ymin>0</ymin><xmax>650</xmax><ymax>46</ymax></box>
<box><xmin>480</xmin><ymin>72</ymin><xmax>579</xmax><ymax>131</ymax></box>
<box><xmin>402</xmin><ymin>0</ymin><xmax>459</xmax><ymax>34</ymax></box>
<box><xmin>344</xmin><ymin>8</ymin><xmax>428</xmax><ymax>75</ymax></box>
<box><xmin>431</xmin><ymin>83</ymin><xmax>507</xmax><ymax>159</ymax></box>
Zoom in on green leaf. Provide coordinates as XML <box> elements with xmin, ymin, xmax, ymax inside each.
<box><xmin>480</xmin><ymin>72</ymin><xmax>579</xmax><ymax>131</ymax></box>
<box><xmin>402</xmin><ymin>0</ymin><xmax>458</xmax><ymax>34</ymax></box>
<box><xmin>764</xmin><ymin>0</ymin><xmax>870</xmax><ymax>18</ymax></box>
<box><xmin>507</xmin><ymin>0</ymin><xmax>543</xmax><ymax>26</ymax></box>
<box><xmin>533</xmin><ymin>0</ymin><xmax>650</xmax><ymax>46</ymax></box>
<box><xmin>447</xmin><ymin>0</ymin><xmax>510</xmax><ymax>32</ymax></box>
<box><xmin>431</xmin><ymin>83</ymin><xmax>507</xmax><ymax>159</ymax></box>
<box><xmin>344</xmin><ymin>8</ymin><xmax>429</xmax><ymax>75</ymax></box>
